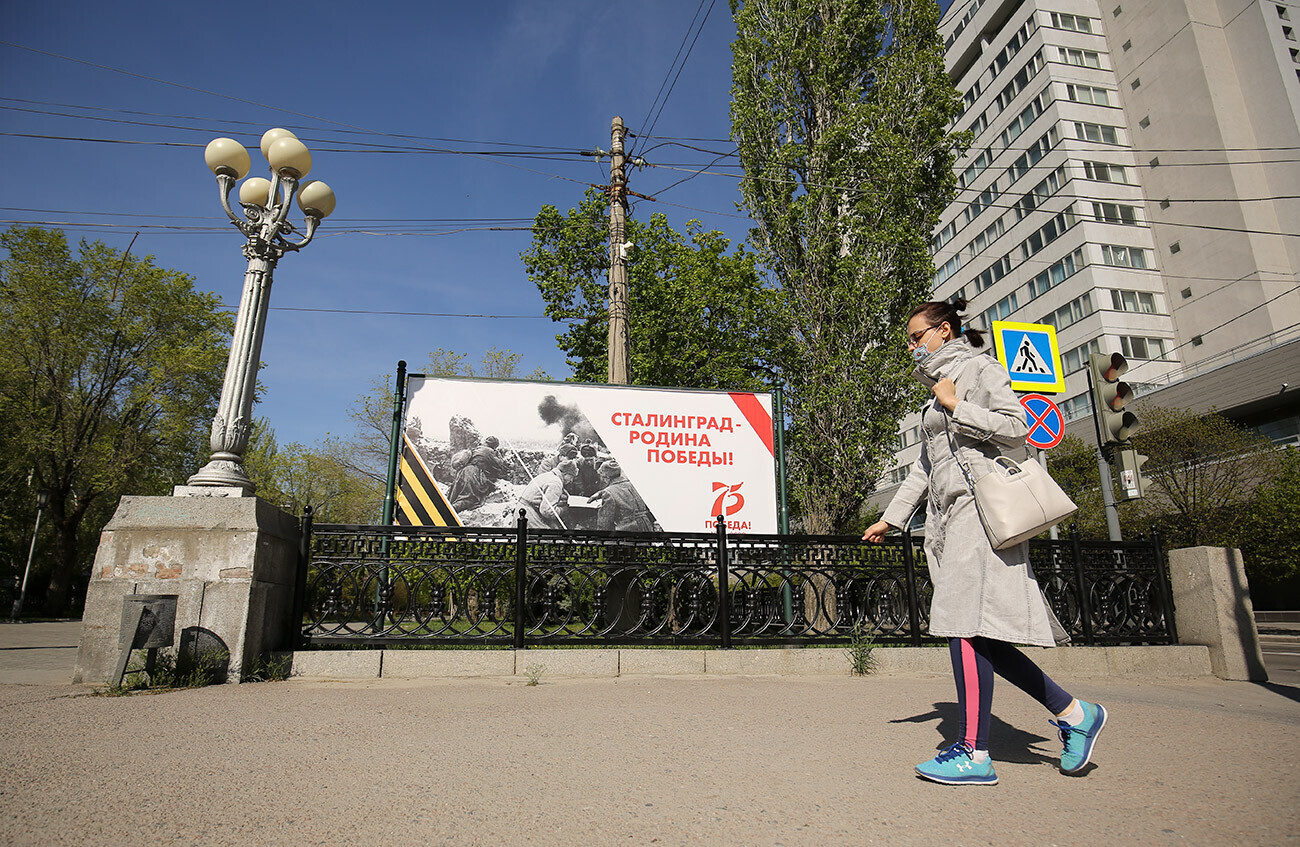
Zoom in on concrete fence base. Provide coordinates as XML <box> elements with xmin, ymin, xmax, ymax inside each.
<box><xmin>1168</xmin><ymin>546</ymin><xmax>1268</xmax><ymax>681</ymax></box>
<box><xmin>287</xmin><ymin>644</ymin><xmax>1213</xmax><ymax>681</ymax></box>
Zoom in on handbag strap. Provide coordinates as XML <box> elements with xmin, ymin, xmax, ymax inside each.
<box><xmin>941</xmin><ymin>358</ymin><xmax>980</xmax><ymax>495</ymax></box>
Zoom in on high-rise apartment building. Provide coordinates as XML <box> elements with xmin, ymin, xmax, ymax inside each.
<box><xmin>873</xmin><ymin>0</ymin><xmax>1300</xmax><ymax>503</ymax></box>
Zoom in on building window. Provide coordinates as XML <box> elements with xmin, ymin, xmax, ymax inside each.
<box><xmin>991</xmin><ymin>16</ymin><xmax>1039</xmax><ymax>77</ymax></box>
<box><xmin>1042</xmin><ymin>292</ymin><xmax>1095</xmax><ymax>330</ymax></box>
<box><xmin>1170</xmin><ymin>241</ymin><xmax>1182</xmax><ymax>253</ymax></box>
<box><xmin>1150</xmin><ymin>156</ymin><xmax>1160</xmax><ymax>167</ymax></box>
<box><xmin>933</xmin><ymin>253</ymin><xmax>963</xmax><ymax>286</ymax></box>
<box><xmin>1122</xmin><ymin>39</ymin><xmax>1132</xmax><ymax>52</ymax></box>
<box><xmin>931</xmin><ymin>219</ymin><xmax>958</xmax><ymax>253</ymax></box>
<box><xmin>965</xmin><ymin>181</ymin><xmax>1002</xmax><ymax>225</ymax></box>
<box><xmin>1191</xmin><ymin>334</ymin><xmax>1204</xmax><ymax>346</ymax></box>
<box><xmin>1160</xmin><ymin>198</ymin><xmax>1171</xmax><ymax>210</ymax></box>
<box><xmin>1020</xmin><ymin>209</ymin><xmax>1075</xmax><ymax>261</ymax></box>
<box><xmin>1062</xmin><ymin>339</ymin><xmax>1101</xmax><ymax>374</ymax></box>
<box><xmin>1066</xmin><ymin>83</ymin><xmax>1112</xmax><ymax>105</ymax></box>
<box><xmin>1059</xmin><ymin>47</ymin><xmax>1103</xmax><ymax>69</ymax></box>
<box><xmin>1000</xmin><ymin>91</ymin><xmax>1049</xmax><ymax>149</ymax></box>
<box><xmin>1139</xmin><ymin>115</ymin><xmax>1151</xmax><ymax>129</ymax></box>
<box><xmin>1285</xmin><ymin>26</ymin><xmax>1297</xmax><ymax>41</ymax></box>
<box><xmin>1083</xmin><ymin>161</ymin><xmax>1130</xmax><ymax>184</ymax></box>
<box><xmin>1092</xmin><ymin>202</ymin><xmax>1139</xmax><ymax>225</ymax></box>
<box><xmin>1006</xmin><ymin>128</ymin><xmax>1059</xmax><ymax>184</ymax></box>
<box><xmin>1028</xmin><ymin>248</ymin><xmax>1085</xmax><ymax>298</ymax></box>
<box><xmin>1051</xmin><ymin>12</ymin><xmax>1095</xmax><ymax>33</ymax></box>
<box><xmin>1113</xmin><ymin>5</ymin><xmax>1123</xmax><ymax>17</ymax></box>
<box><xmin>1181</xmin><ymin>287</ymin><xmax>1192</xmax><ymax>299</ymax></box>
<box><xmin>1131</xmin><ymin>77</ymin><xmax>1141</xmax><ymax>89</ymax></box>
<box><xmin>959</xmin><ymin>147</ymin><xmax>994</xmax><ymax>189</ymax></box>
<box><xmin>971</xmin><ymin>215</ymin><xmax>1007</xmax><ymax>257</ymax></box>
<box><xmin>1119</xmin><ymin>336</ymin><xmax>1169</xmax><ymax>360</ymax></box>
<box><xmin>1016</xmin><ymin>164</ymin><xmax>1067</xmax><ymax>220</ymax></box>
<box><xmin>1074</xmin><ymin>122</ymin><xmax>1120</xmax><ymax>144</ymax></box>
<box><xmin>1061</xmin><ymin>392</ymin><xmax>1091</xmax><ymax>421</ymax></box>
<box><xmin>996</xmin><ymin>50</ymin><xmax>1046</xmax><ymax>112</ymax></box>
<box><xmin>1101</xmin><ymin>246</ymin><xmax>1151</xmax><ymax>269</ymax></box>
<box><xmin>980</xmin><ymin>290</ymin><xmax>1021</xmax><ymax>328</ymax></box>
<box><xmin>973</xmin><ymin>254</ymin><xmax>1013</xmax><ymax>293</ymax></box>
<box><xmin>1110</xmin><ymin>289</ymin><xmax>1158</xmax><ymax>313</ymax></box>
<box><xmin>1280</xmin><ymin>5</ymin><xmax>1291</xmax><ymax>20</ymax></box>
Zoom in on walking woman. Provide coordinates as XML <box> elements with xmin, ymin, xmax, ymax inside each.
<box><xmin>862</xmin><ymin>300</ymin><xmax>1106</xmax><ymax>786</ymax></box>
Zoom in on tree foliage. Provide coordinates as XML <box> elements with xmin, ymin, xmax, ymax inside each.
<box><xmin>522</xmin><ymin>188</ymin><xmax>780</xmax><ymax>390</ymax></box>
<box><xmin>730</xmin><ymin>0</ymin><xmax>964</xmax><ymax>532</ymax></box>
<box><xmin>1128</xmin><ymin>405</ymin><xmax>1276</xmax><ymax>548</ymax></box>
<box><xmin>0</xmin><ymin>226</ymin><xmax>230</xmax><ymax>613</ymax></box>
<box><xmin>1238</xmin><ymin>446</ymin><xmax>1300</xmax><ymax>589</ymax></box>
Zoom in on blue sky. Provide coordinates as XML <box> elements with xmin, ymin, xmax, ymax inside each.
<box><xmin>2</xmin><ymin>1</ymin><xmax>954</xmax><ymax>449</ymax></box>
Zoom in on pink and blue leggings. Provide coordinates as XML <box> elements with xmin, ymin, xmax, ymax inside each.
<box><xmin>949</xmin><ymin>636</ymin><xmax>1074</xmax><ymax>751</ymax></box>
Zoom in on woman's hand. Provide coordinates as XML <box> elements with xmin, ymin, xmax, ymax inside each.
<box><xmin>931</xmin><ymin>377</ymin><xmax>959</xmax><ymax>412</ymax></box>
<box><xmin>861</xmin><ymin>520</ymin><xmax>891</xmax><ymax>543</ymax></box>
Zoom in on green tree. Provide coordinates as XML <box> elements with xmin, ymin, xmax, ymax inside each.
<box><xmin>1127</xmin><ymin>406</ymin><xmax>1276</xmax><ymax>548</ymax></box>
<box><xmin>730</xmin><ymin>0</ymin><xmax>964</xmax><ymax>532</ymax></box>
<box><xmin>243</xmin><ymin>419</ymin><xmax>380</xmax><ymax>524</ymax></box>
<box><xmin>0</xmin><ymin>226</ymin><xmax>230</xmax><ymax>613</ymax></box>
<box><xmin>1238</xmin><ymin>446</ymin><xmax>1300</xmax><ymax>606</ymax></box>
<box><xmin>522</xmin><ymin>188</ymin><xmax>781</xmax><ymax>390</ymax></box>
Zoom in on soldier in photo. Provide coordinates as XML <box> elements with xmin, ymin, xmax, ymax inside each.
<box><xmin>448</xmin><ymin>435</ymin><xmax>511</xmax><ymax>511</ymax></box>
<box><xmin>517</xmin><ymin>458</ymin><xmax>577</xmax><ymax>529</ymax></box>
<box><xmin>590</xmin><ymin>461</ymin><xmax>655</xmax><ymax>532</ymax></box>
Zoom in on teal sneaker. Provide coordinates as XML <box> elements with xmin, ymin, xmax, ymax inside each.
<box><xmin>1051</xmin><ymin>700</ymin><xmax>1108</xmax><ymax>774</ymax></box>
<box><xmin>915</xmin><ymin>742</ymin><xmax>998</xmax><ymax>785</ymax></box>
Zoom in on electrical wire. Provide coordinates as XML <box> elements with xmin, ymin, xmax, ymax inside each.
<box><xmin>636</xmin><ymin>0</ymin><xmax>718</xmax><ymax>157</ymax></box>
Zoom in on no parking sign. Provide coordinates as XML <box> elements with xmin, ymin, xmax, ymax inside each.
<box><xmin>1020</xmin><ymin>393</ymin><xmax>1065</xmax><ymax>449</ymax></box>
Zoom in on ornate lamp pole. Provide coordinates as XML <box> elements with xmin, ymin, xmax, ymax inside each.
<box><xmin>185</xmin><ymin>129</ymin><xmax>336</xmax><ymax>494</ymax></box>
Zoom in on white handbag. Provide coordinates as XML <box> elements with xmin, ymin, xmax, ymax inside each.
<box><xmin>967</xmin><ymin>456</ymin><xmax>1078</xmax><ymax>549</ymax></box>
<box><xmin>943</xmin><ymin>361</ymin><xmax>1077</xmax><ymax>550</ymax></box>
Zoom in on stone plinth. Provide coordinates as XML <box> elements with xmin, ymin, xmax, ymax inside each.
<box><xmin>1168</xmin><ymin>546</ymin><xmax>1268</xmax><ymax>681</ymax></box>
<box><xmin>73</xmin><ymin>495</ymin><xmax>301</xmax><ymax>684</ymax></box>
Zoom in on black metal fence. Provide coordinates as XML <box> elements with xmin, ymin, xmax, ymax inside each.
<box><xmin>294</xmin><ymin>512</ymin><xmax>1176</xmax><ymax>649</ymax></box>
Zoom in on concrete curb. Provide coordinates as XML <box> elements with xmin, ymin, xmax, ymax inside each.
<box><xmin>289</xmin><ymin>644</ymin><xmax>1214</xmax><ymax>680</ymax></box>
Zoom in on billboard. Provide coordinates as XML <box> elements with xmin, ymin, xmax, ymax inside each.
<box><xmin>401</xmin><ymin>377</ymin><xmax>777</xmax><ymax>534</ymax></box>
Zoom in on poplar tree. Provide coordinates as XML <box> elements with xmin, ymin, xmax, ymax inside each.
<box><xmin>730</xmin><ymin>0</ymin><xmax>964</xmax><ymax>532</ymax></box>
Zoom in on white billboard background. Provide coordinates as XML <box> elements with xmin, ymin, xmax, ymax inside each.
<box><xmin>404</xmin><ymin>377</ymin><xmax>777</xmax><ymax>533</ymax></box>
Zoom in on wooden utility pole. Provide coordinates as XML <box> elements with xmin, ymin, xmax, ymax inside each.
<box><xmin>607</xmin><ymin>116</ymin><xmax>630</xmax><ymax>384</ymax></box>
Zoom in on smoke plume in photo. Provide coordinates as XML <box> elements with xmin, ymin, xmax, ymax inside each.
<box><xmin>537</xmin><ymin>395</ymin><xmax>604</xmax><ymax>447</ymax></box>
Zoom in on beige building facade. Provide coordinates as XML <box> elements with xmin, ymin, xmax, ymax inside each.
<box><xmin>873</xmin><ymin>0</ymin><xmax>1300</xmax><ymax>508</ymax></box>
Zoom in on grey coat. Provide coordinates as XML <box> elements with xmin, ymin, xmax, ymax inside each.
<box><xmin>881</xmin><ymin>338</ymin><xmax>1059</xmax><ymax>647</ymax></box>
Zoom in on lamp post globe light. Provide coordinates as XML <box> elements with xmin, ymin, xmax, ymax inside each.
<box><xmin>185</xmin><ymin>129</ymin><xmax>335</xmax><ymax>494</ymax></box>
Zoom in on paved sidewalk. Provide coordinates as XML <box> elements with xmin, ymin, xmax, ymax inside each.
<box><xmin>0</xmin><ymin>622</ymin><xmax>1297</xmax><ymax>846</ymax></box>
<box><xmin>0</xmin><ymin>620</ymin><xmax>84</xmax><ymax>685</ymax></box>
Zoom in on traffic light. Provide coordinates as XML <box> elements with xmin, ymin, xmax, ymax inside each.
<box><xmin>1116</xmin><ymin>447</ymin><xmax>1150</xmax><ymax>500</ymax></box>
<box><xmin>1088</xmin><ymin>352</ymin><xmax>1138</xmax><ymax>446</ymax></box>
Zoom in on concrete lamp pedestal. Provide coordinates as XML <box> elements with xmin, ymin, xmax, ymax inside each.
<box><xmin>73</xmin><ymin>495</ymin><xmax>301</xmax><ymax>685</ymax></box>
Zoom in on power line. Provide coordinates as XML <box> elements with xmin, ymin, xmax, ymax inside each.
<box><xmin>634</xmin><ymin>0</ymin><xmax>711</xmax><ymax>157</ymax></box>
<box><xmin>1124</xmin><ymin>284</ymin><xmax>1300</xmax><ymax>379</ymax></box>
<box><xmin>635</xmin><ymin>0</ymin><xmax>718</xmax><ymax>157</ymax></box>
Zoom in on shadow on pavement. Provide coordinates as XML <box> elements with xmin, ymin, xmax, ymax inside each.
<box><xmin>1255</xmin><ymin>680</ymin><xmax>1300</xmax><ymax>704</ymax></box>
<box><xmin>890</xmin><ymin>701</ymin><xmax>1058</xmax><ymax>765</ymax></box>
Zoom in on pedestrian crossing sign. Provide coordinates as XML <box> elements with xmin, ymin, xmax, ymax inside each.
<box><xmin>992</xmin><ymin>321</ymin><xmax>1066</xmax><ymax>393</ymax></box>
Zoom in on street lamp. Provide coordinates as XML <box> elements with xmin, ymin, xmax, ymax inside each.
<box><xmin>11</xmin><ymin>489</ymin><xmax>52</xmax><ymax>620</ymax></box>
<box><xmin>185</xmin><ymin>129</ymin><xmax>336</xmax><ymax>493</ymax></box>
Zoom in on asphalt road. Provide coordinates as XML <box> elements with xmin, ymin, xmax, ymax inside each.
<box><xmin>1260</xmin><ymin>627</ymin><xmax>1300</xmax><ymax>687</ymax></box>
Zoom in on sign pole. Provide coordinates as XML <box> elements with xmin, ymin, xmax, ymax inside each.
<box><xmin>381</xmin><ymin>360</ymin><xmax>408</xmax><ymax>528</ymax></box>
